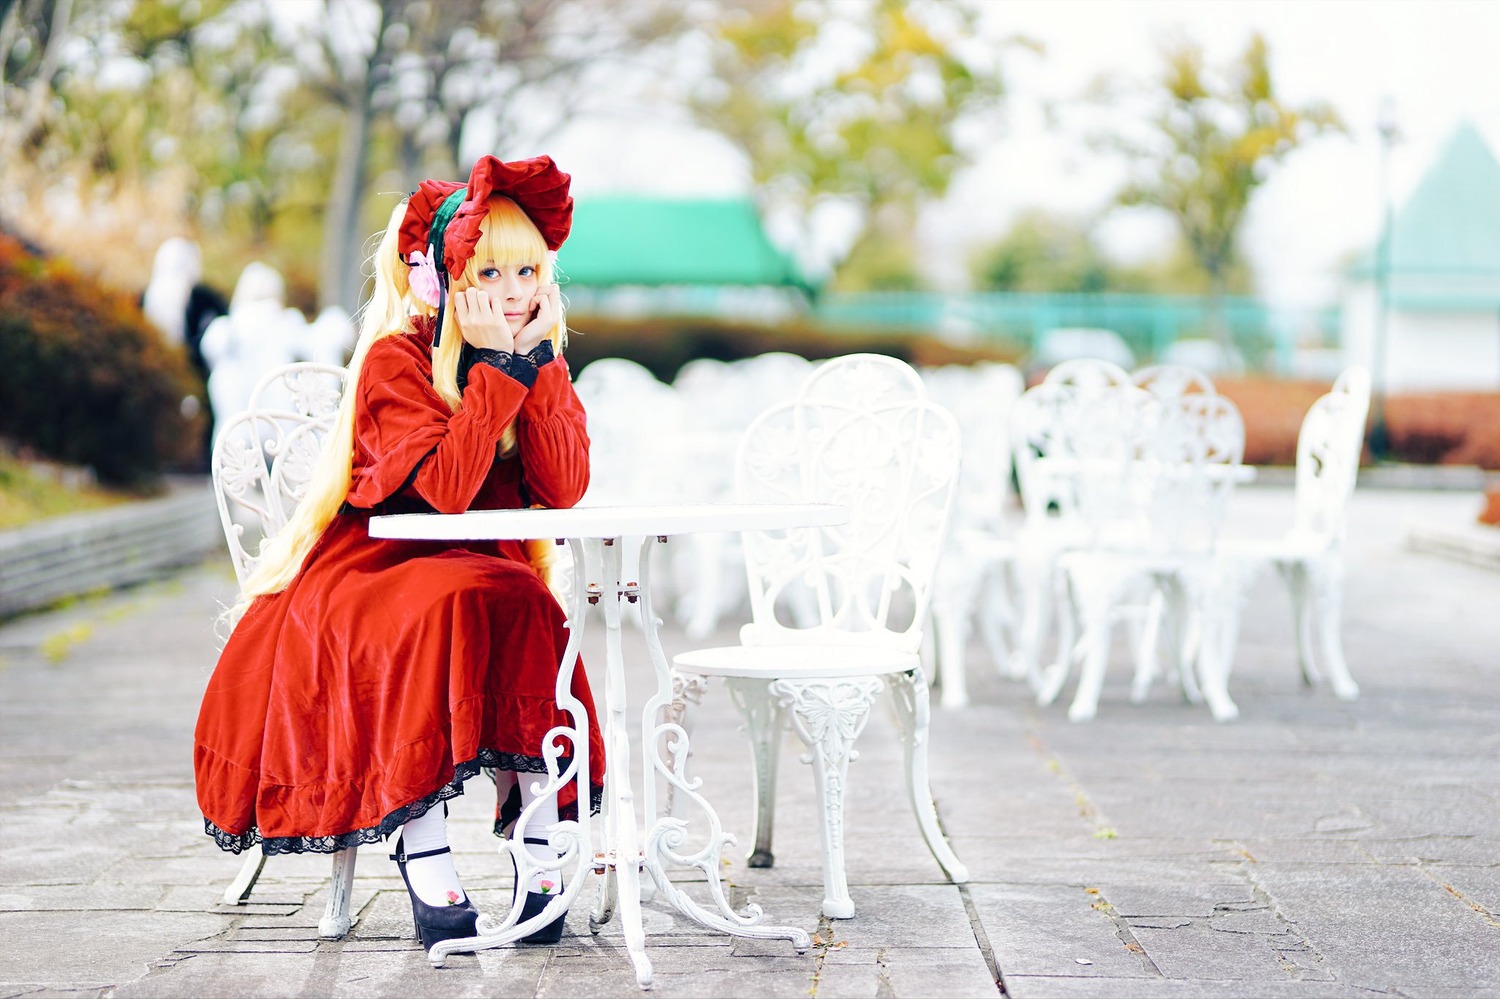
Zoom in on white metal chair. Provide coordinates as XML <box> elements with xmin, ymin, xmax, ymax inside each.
<box><xmin>1131</xmin><ymin>363</ymin><xmax>1217</xmax><ymax>400</ymax></box>
<box><xmin>1034</xmin><ymin>386</ymin><xmax>1247</xmax><ymax>721</ymax></box>
<box><xmin>1214</xmin><ymin>367</ymin><xmax>1371</xmax><ymax>700</ymax></box>
<box><xmin>921</xmin><ymin>362</ymin><xmax>1025</xmax><ymax>707</ymax></box>
<box><xmin>667</xmin><ymin>352</ymin><xmax>815</xmax><ymax>639</ymax></box>
<box><xmin>210</xmin><ymin>361</ymin><xmax>358</xmax><ymax>937</ymax></box>
<box><xmin>671</xmin><ymin>354</ymin><xmax>969</xmax><ymax>918</ymax></box>
<box><xmin>1006</xmin><ymin>363</ymin><xmax>1136</xmax><ymax>686</ymax></box>
<box><xmin>1043</xmin><ymin>356</ymin><xmax>1132</xmax><ymax>390</ymax></box>
<box><xmin>1123</xmin><ymin>364</ymin><xmax>1221</xmax><ymax>692</ymax></box>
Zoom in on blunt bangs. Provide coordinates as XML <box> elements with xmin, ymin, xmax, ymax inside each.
<box><xmin>466</xmin><ymin>196</ymin><xmax>547</xmax><ymax>280</ymax></box>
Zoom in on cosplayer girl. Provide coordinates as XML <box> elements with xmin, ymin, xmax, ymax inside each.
<box><xmin>194</xmin><ymin>155</ymin><xmax>603</xmax><ymax>949</ymax></box>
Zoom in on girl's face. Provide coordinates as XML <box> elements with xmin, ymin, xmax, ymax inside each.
<box><xmin>473</xmin><ymin>260</ymin><xmax>540</xmax><ymax>335</ymax></box>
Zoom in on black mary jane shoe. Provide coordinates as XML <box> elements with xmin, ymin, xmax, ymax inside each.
<box><xmin>390</xmin><ymin>838</ymin><xmax>480</xmax><ymax>950</ymax></box>
<box><xmin>514</xmin><ymin>837</ymin><xmax>565</xmax><ymax>944</ymax></box>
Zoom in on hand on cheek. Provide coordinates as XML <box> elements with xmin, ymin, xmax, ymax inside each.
<box><xmin>513</xmin><ymin>284</ymin><xmax>560</xmax><ymax>354</ymax></box>
<box><xmin>453</xmin><ymin>288</ymin><xmax>513</xmax><ymax>352</ymax></box>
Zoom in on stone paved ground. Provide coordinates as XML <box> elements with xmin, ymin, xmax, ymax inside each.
<box><xmin>1</xmin><ymin>486</ymin><xmax>1497</xmax><ymax>998</ymax></box>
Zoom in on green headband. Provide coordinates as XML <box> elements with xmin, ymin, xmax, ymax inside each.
<box><xmin>428</xmin><ymin>188</ymin><xmax>466</xmax><ymax>347</ymax></box>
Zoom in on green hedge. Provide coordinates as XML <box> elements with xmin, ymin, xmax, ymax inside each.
<box><xmin>561</xmin><ymin>312</ymin><xmax>1022</xmax><ymax>384</ymax></box>
<box><xmin>0</xmin><ymin>232</ymin><xmax>205</xmax><ymax>489</ymax></box>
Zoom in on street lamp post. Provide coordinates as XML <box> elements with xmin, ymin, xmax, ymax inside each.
<box><xmin>1368</xmin><ymin>98</ymin><xmax>1399</xmax><ymax>459</ymax></box>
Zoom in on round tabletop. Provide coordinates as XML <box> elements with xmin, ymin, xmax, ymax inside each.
<box><xmin>368</xmin><ymin>502</ymin><xmax>849</xmax><ymax>542</ymax></box>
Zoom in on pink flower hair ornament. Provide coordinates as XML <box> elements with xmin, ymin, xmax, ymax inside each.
<box><xmin>408</xmin><ymin>249</ymin><xmax>443</xmax><ymax>309</ymax></box>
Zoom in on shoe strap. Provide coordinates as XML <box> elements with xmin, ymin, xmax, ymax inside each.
<box><xmin>522</xmin><ymin>837</ymin><xmax>553</xmax><ymax>846</ymax></box>
<box><xmin>390</xmin><ymin>844</ymin><xmax>453</xmax><ymax>863</ymax></box>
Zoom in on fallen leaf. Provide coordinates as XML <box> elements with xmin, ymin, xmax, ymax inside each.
<box><xmin>1125</xmin><ymin>942</ymin><xmax>1144</xmax><ymax>953</ymax></box>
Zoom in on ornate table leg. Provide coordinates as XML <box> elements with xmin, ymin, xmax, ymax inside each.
<box><xmin>428</xmin><ymin>537</ymin><xmax>593</xmax><ymax>967</ymax></box>
<box><xmin>635</xmin><ymin>536</ymin><xmax>813</xmax><ymax>949</ymax></box>
<box><xmin>594</xmin><ymin>537</ymin><xmax>655</xmax><ymax>988</ymax></box>
<box><xmin>660</xmin><ymin>671</ymin><xmax>708</xmax><ymax>820</ymax></box>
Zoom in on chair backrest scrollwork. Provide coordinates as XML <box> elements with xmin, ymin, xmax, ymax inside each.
<box><xmin>734</xmin><ymin>354</ymin><xmax>962</xmax><ymax>653</ymax></box>
<box><xmin>1011</xmin><ymin>379</ymin><xmax>1244</xmax><ymax>555</ymax></box>
<box><xmin>211</xmin><ymin>362</ymin><xmax>349</xmax><ymax>584</ymax></box>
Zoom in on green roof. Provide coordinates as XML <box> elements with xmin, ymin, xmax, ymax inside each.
<box><xmin>1355</xmin><ymin>122</ymin><xmax>1500</xmax><ymax>308</ymax></box>
<box><xmin>557</xmin><ymin>196</ymin><xmax>810</xmax><ymax>291</ymax></box>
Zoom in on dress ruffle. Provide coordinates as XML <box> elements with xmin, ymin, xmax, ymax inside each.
<box><xmin>205</xmin><ymin>750</ymin><xmax>603</xmax><ymax>856</ymax></box>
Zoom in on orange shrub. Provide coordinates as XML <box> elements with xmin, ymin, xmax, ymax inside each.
<box><xmin>1384</xmin><ymin>393</ymin><xmax>1500</xmax><ymax>469</ymax></box>
<box><xmin>1218</xmin><ymin>378</ymin><xmax>1500</xmax><ymax>470</ymax></box>
<box><xmin>1217</xmin><ymin>377</ymin><xmax>1328</xmax><ymax>467</ymax></box>
<box><xmin>0</xmin><ymin>232</ymin><xmax>204</xmax><ymax>488</ymax></box>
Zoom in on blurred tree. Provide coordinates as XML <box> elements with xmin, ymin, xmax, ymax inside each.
<box><xmin>969</xmin><ymin>209</ymin><xmax>1253</xmax><ymax>295</ymax></box>
<box><xmin>0</xmin><ymin>0</ymin><xmax>327</xmax><ymax>292</ymax></box>
<box><xmin>0</xmin><ymin>0</ymin><xmax>73</xmax><ymax>139</ymax></box>
<box><xmin>835</xmin><ymin>233</ymin><xmax>923</xmax><ymax>292</ymax></box>
<box><xmin>0</xmin><ymin>0</ymin><xmax>689</xmax><ymax>310</ymax></box>
<box><xmin>971</xmin><ymin>211</ymin><xmax>1115</xmax><ymax>293</ymax></box>
<box><xmin>297</xmin><ymin>0</ymin><xmax>688</xmax><ymax>312</ymax></box>
<box><xmin>693</xmin><ymin>0</ymin><xmax>1020</xmax><ymax>291</ymax></box>
<box><xmin>1094</xmin><ymin>33</ymin><xmax>1342</xmax><ymax>343</ymax></box>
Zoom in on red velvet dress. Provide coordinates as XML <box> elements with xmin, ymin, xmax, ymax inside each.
<box><xmin>194</xmin><ymin>321</ymin><xmax>604</xmax><ymax>855</ymax></box>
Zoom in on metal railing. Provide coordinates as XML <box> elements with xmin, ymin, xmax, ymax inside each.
<box><xmin>812</xmin><ymin>291</ymin><xmax>1342</xmax><ymax>370</ymax></box>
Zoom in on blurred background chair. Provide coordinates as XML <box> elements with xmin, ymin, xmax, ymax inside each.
<box><xmin>210</xmin><ymin>361</ymin><xmax>359</xmax><ymax>938</ymax></box>
<box><xmin>1131</xmin><ymin>363</ymin><xmax>1218</xmax><ymax>400</ymax></box>
<box><xmin>667</xmin><ymin>352</ymin><xmax>814</xmax><ymax>639</ymax></box>
<box><xmin>920</xmin><ymin>361</ymin><xmax>1025</xmax><ymax>707</ymax></box>
<box><xmin>1006</xmin><ymin>360</ymin><xmax>1136</xmax><ymax>686</ymax></box>
<box><xmin>1028</xmin><ymin>383</ymin><xmax>1248</xmax><ymax>720</ymax></box>
<box><xmin>1213</xmin><ymin>366</ymin><xmax>1371</xmax><ymax>701</ymax></box>
<box><xmin>671</xmin><ymin>353</ymin><xmax>968</xmax><ymax>918</ymax></box>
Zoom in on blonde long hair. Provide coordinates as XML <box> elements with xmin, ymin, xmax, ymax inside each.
<box><xmin>228</xmin><ymin>195</ymin><xmax>568</xmax><ymax>623</ymax></box>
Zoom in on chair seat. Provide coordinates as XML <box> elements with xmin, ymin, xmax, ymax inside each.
<box><xmin>673</xmin><ymin>643</ymin><xmax>919</xmax><ymax>680</ymax></box>
<box><xmin>1217</xmin><ymin>533</ymin><xmax>1331</xmax><ymax>564</ymax></box>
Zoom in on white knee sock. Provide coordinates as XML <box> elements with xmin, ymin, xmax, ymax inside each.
<box><xmin>516</xmin><ymin>776</ymin><xmax>562</xmax><ymax>897</ymax></box>
<box><xmin>397</xmin><ymin>805</ymin><xmax>466</xmax><ymax>907</ymax></box>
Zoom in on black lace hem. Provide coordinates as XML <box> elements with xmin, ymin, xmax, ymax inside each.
<box><xmin>510</xmin><ymin>339</ymin><xmax>555</xmax><ymax>388</ymax></box>
<box><xmin>204</xmin><ymin>749</ymin><xmax>604</xmax><ymax>856</ymax></box>
<box><xmin>457</xmin><ymin>340</ymin><xmax>555</xmax><ymax>392</ymax></box>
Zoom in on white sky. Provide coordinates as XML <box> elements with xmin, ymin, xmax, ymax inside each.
<box><xmin>550</xmin><ymin>0</ymin><xmax>1500</xmax><ymax>307</ymax></box>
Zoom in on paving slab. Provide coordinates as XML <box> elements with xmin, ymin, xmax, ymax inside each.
<box><xmin>2</xmin><ymin>487</ymin><xmax>1499</xmax><ymax>996</ymax></box>
<box><xmin>1247</xmin><ymin>865</ymin><xmax>1500</xmax><ymax>990</ymax></box>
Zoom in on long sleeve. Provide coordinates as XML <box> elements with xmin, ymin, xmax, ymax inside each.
<box><xmin>346</xmin><ymin>334</ymin><xmax>528</xmax><ymax>513</ymax></box>
<box><xmin>515</xmin><ymin>357</ymin><xmax>590</xmax><ymax>509</ymax></box>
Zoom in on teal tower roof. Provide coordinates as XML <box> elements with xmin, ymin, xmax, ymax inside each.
<box><xmin>1357</xmin><ymin>121</ymin><xmax>1500</xmax><ymax>308</ymax></box>
<box><xmin>557</xmin><ymin>197</ymin><xmax>811</xmax><ymax>292</ymax></box>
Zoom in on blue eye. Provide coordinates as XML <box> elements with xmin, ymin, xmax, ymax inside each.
<box><xmin>479</xmin><ymin>266</ymin><xmax>500</xmax><ymax>279</ymax></box>
<box><xmin>519</xmin><ymin>265</ymin><xmax>535</xmax><ymax>277</ymax></box>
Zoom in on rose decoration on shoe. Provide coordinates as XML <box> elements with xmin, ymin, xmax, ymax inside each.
<box><xmin>538</xmin><ymin>879</ymin><xmax>555</xmax><ymax>895</ymax></box>
<box><xmin>409</xmin><ymin>250</ymin><xmax>442</xmax><ymax>308</ymax></box>
<box><xmin>446</xmin><ymin>889</ymin><xmax>463</xmax><ymax>906</ymax></box>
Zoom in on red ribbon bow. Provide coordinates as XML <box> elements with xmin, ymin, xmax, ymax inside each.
<box><xmin>397</xmin><ymin>155</ymin><xmax>573</xmax><ymax>281</ymax></box>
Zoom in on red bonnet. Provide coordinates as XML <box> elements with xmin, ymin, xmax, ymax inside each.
<box><xmin>397</xmin><ymin>155</ymin><xmax>573</xmax><ymax>281</ymax></box>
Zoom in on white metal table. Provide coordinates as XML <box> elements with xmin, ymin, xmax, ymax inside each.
<box><xmin>369</xmin><ymin>502</ymin><xmax>847</xmax><ymax>988</ymax></box>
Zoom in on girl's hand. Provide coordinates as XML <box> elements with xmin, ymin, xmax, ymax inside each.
<box><xmin>513</xmin><ymin>283</ymin><xmax>560</xmax><ymax>355</ymax></box>
<box><xmin>453</xmin><ymin>287</ymin><xmax>514</xmax><ymax>352</ymax></box>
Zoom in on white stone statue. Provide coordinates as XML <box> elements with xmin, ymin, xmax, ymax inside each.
<box><xmin>200</xmin><ymin>262</ymin><xmax>306</xmax><ymax>435</ymax></box>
